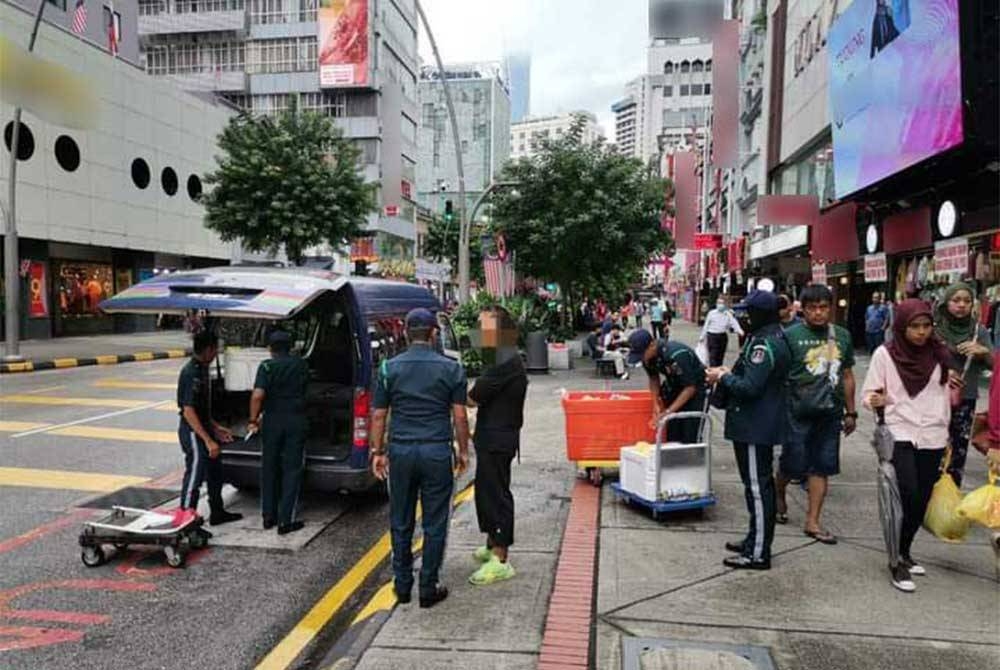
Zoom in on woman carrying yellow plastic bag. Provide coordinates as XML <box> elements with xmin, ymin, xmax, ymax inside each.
<box><xmin>923</xmin><ymin>449</ymin><xmax>970</xmax><ymax>542</ymax></box>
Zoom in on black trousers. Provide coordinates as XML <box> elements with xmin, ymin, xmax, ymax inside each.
<box><xmin>178</xmin><ymin>424</ymin><xmax>224</xmax><ymax>514</ymax></box>
<box><xmin>260</xmin><ymin>414</ymin><xmax>306</xmax><ymax>526</ymax></box>
<box><xmin>474</xmin><ymin>433</ymin><xmax>518</xmax><ymax>548</ymax></box>
<box><xmin>707</xmin><ymin>332</ymin><xmax>728</xmax><ymax>367</ymax></box>
<box><xmin>892</xmin><ymin>442</ymin><xmax>944</xmax><ymax>558</ymax></box>
<box><xmin>651</xmin><ymin>320</ymin><xmax>664</xmax><ymax>339</ymax></box>
<box><xmin>733</xmin><ymin>442</ymin><xmax>775</xmax><ymax>561</ymax></box>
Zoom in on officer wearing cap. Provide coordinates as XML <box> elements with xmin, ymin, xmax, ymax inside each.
<box><xmin>705</xmin><ymin>290</ymin><xmax>790</xmax><ymax>571</ymax></box>
<box><xmin>627</xmin><ymin>327</ymin><xmax>706</xmax><ymax>444</ymax></box>
<box><xmin>248</xmin><ymin>330</ymin><xmax>309</xmax><ymax>535</ymax></box>
<box><xmin>370</xmin><ymin>308</ymin><xmax>470</xmax><ymax>609</ymax></box>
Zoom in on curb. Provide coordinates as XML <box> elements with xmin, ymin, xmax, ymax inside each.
<box><xmin>0</xmin><ymin>349</ymin><xmax>190</xmax><ymax>374</ymax></box>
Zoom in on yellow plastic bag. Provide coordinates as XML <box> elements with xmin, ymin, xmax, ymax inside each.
<box><xmin>923</xmin><ymin>451</ymin><xmax>970</xmax><ymax>543</ymax></box>
<box><xmin>956</xmin><ymin>471</ymin><xmax>1000</xmax><ymax>529</ymax></box>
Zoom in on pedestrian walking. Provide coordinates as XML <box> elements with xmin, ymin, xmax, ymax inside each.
<box><xmin>705</xmin><ymin>290</ymin><xmax>790</xmax><ymax>570</ymax></box>
<box><xmin>370</xmin><ymin>309</ymin><xmax>470</xmax><ymax>608</ymax></box>
<box><xmin>865</xmin><ymin>292</ymin><xmax>890</xmax><ymax>353</ymax></box>
<box><xmin>467</xmin><ymin>343</ymin><xmax>528</xmax><ymax>586</ymax></box>
<box><xmin>700</xmin><ymin>297</ymin><xmax>744</xmax><ymax>367</ymax></box>
<box><xmin>935</xmin><ymin>282</ymin><xmax>994</xmax><ymax>487</ymax></box>
<box><xmin>248</xmin><ymin>331</ymin><xmax>309</xmax><ymax>535</ymax></box>
<box><xmin>776</xmin><ymin>285</ymin><xmax>858</xmax><ymax>543</ymax></box>
<box><xmin>777</xmin><ymin>294</ymin><xmax>802</xmax><ymax>330</ymax></box>
<box><xmin>650</xmin><ymin>299</ymin><xmax>666</xmax><ymax>339</ymax></box>
<box><xmin>627</xmin><ymin>328</ymin><xmax>706</xmax><ymax>444</ymax></box>
<box><xmin>862</xmin><ymin>299</ymin><xmax>955</xmax><ymax>592</ymax></box>
<box><xmin>176</xmin><ymin>331</ymin><xmax>242</xmax><ymax>526</ymax></box>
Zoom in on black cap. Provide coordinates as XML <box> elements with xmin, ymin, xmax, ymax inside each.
<box><xmin>405</xmin><ymin>308</ymin><xmax>437</xmax><ymax>330</ymax></box>
<box><xmin>626</xmin><ymin>330</ymin><xmax>654</xmax><ymax>367</ymax></box>
<box><xmin>268</xmin><ymin>330</ymin><xmax>291</xmax><ymax>346</ymax></box>
<box><xmin>735</xmin><ymin>289</ymin><xmax>779</xmax><ymax>313</ymax></box>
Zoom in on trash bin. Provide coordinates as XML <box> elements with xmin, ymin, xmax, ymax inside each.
<box><xmin>525</xmin><ymin>331</ymin><xmax>549</xmax><ymax>373</ymax></box>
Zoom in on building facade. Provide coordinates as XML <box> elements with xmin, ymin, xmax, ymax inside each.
<box><xmin>505</xmin><ymin>51</ymin><xmax>530</xmax><ymax>123</ymax></box>
<box><xmin>611</xmin><ymin>76</ymin><xmax>646</xmax><ymax>159</ymax></box>
<box><xmin>137</xmin><ymin>0</ymin><xmax>421</xmax><ymax>266</ymax></box>
<box><xmin>416</xmin><ymin>62</ymin><xmax>511</xmax><ymax>218</ymax></box>
<box><xmin>509</xmin><ymin>112</ymin><xmax>604</xmax><ymax>161</ymax></box>
<box><xmin>1</xmin><ymin>0</ymin><xmax>236</xmax><ymax>339</ymax></box>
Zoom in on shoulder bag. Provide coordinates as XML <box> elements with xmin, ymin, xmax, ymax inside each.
<box><xmin>790</xmin><ymin>325</ymin><xmax>839</xmax><ymax>418</ymax></box>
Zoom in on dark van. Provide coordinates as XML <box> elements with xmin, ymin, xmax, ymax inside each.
<box><xmin>100</xmin><ymin>267</ymin><xmax>459</xmax><ymax>493</ymax></box>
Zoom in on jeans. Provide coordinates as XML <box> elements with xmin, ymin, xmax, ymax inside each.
<box><xmin>780</xmin><ymin>412</ymin><xmax>842</xmax><ymax>477</ymax></box>
<box><xmin>865</xmin><ymin>331</ymin><xmax>885</xmax><ymax>354</ymax></box>
<box><xmin>891</xmin><ymin>442</ymin><xmax>944</xmax><ymax>557</ymax></box>
<box><xmin>733</xmin><ymin>442</ymin><xmax>775</xmax><ymax>561</ymax></box>
<box><xmin>947</xmin><ymin>398</ymin><xmax>976</xmax><ymax>487</ymax></box>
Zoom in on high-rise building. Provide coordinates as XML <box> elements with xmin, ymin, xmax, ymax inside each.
<box><xmin>416</xmin><ymin>62</ymin><xmax>511</xmax><ymax>218</ymax></box>
<box><xmin>505</xmin><ymin>51</ymin><xmax>530</xmax><ymax>123</ymax></box>
<box><xmin>137</xmin><ymin>0</ymin><xmax>421</xmax><ymax>265</ymax></box>
<box><xmin>509</xmin><ymin>112</ymin><xmax>604</xmax><ymax>161</ymax></box>
<box><xmin>647</xmin><ymin>38</ymin><xmax>713</xmax><ymax>162</ymax></box>
<box><xmin>611</xmin><ymin>76</ymin><xmax>647</xmax><ymax>160</ymax></box>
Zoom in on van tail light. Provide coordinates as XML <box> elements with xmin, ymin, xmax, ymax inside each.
<box><xmin>351</xmin><ymin>387</ymin><xmax>371</xmax><ymax>469</ymax></box>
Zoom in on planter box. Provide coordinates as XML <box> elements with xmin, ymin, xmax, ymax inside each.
<box><xmin>548</xmin><ymin>343</ymin><xmax>570</xmax><ymax>370</ymax></box>
<box><xmin>566</xmin><ymin>340</ymin><xmax>584</xmax><ymax>358</ymax></box>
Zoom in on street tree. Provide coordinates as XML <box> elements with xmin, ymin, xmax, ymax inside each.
<box><xmin>203</xmin><ymin>107</ymin><xmax>374</xmax><ymax>264</ymax></box>
<box><xmin>424</xmin><ymin>214</ymin><xmax>485</xmax><ymax>284</ymax></box>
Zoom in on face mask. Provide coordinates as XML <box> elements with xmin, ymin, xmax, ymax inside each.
<box><xmin>716</xmin><ymin>302</ymin><xmax>726</xmax><ymax>310</ymax></box>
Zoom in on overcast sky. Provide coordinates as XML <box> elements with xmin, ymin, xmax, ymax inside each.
<box><xmin>416</xmin><ymin>0</ymin><xmax>649</xmax><ymax>137</ymax></box>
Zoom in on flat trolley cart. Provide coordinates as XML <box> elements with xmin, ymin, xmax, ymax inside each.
<box><xmin>78</xmin><ymin>506</ymin><xmax>210</xmax><ymax>569</ymax></box>
<box><xmin>562</xmin><ymin>390</ymin><xmax>657</xmax><ymax>482</ymax></box>
<box><xmin>611</xmin><ymin>410</ymin><xmax>717</xmax><ymax>519</ymax></box>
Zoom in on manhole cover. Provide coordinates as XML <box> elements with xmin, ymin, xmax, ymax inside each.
<box><xmin>623</xmin><ymin>638</ymin><xmax>776</xmax><ymax>670</ymax></box>
<box><xmin>78</xmin><ymin>487</ymin><xmax>179</xmax><ymax>510</ymax></box>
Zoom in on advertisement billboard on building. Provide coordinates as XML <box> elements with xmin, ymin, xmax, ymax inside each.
<box><xmin>318</xmin><ymin>0</ymin><xmax>369</xmax><ymax>87</ymax></box>
<box><xmin>828</xmin><ymin>0</ymin><xmax>963</xmax><ymax>198</ymax></box>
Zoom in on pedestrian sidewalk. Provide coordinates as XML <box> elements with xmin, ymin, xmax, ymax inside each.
<box><xmin>0</xmin><ymin>330</ymin><xmax>190</xmax><ymax>373</ymax></box>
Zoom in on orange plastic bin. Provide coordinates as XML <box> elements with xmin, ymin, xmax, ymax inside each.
<box><xmin>562</xmin><ymin>390</ymin><xmax>656</xmax><ymax>464</ymax></box>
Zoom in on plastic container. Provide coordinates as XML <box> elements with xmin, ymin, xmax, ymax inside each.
<box><xmin>223</xmin><ymin>348</ymin><xmax>271</xmax><ymax>391</ymax></box>
<box><xmin>619</xmin><ymin>441</ymin><xmax>709</xmax><ymax>501</ymax></box>
<box><xmin>548</xmin><ymin>343</ymin><xmax>570</xmax><ymax>370</ymax></box>
<box><xmin>562</xmin><ymin>390</ymin><xmax>656</xmax><ymax>461</ymax></box>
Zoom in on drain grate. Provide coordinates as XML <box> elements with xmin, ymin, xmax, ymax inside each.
<box><xmin>622</xmin><ymin>637</ymin><xmax>776</xmax><ymax>670</ymax></box>
<box><xmin>79</xmin><ymin>487</ymin><xmax>179</xmax><ymax>510</ymax></box>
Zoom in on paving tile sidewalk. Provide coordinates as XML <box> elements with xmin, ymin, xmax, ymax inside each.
<box><xmin>1</xmin><ymin>331</ymin><xmax>191</xmax><ymax>373</ymax></box>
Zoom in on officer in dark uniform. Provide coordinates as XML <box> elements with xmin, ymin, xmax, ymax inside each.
<box><xmin>706</xmin><ymin>290</ymin><xmax>790</xmax><ymax>570</ymax></box>
<box><xmin>248</xmin><ymin>330</ymin><xmax>309</xmax><ymax>535</ymax></box>
<box><xmin>370</xmin><ymin>309</ymin><xmax>470</xmax><ymax>609</ymax></box>
<box><xmin>177</xmin><ymin>331</ymin><xmax>242</xmax><ymax>526</ymax></box>
<box><xmin>627</xmin><ymin>327</ymin><xmax>707</xmax><ymax>444</ymax></box>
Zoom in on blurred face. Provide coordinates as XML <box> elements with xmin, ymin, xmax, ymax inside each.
<box><xmin>905</xmin><ymin>315</ymin><xmax>933</xmax><ymax>346</ymax></box>
<box><xmin>872</xmin><ymin>293</ymin><xmax>882</xmax><ymax>305</ymax></box>
<box><xmin>947</xmin><ymin>290</ymin><xmax>973</xmax><ymax>319</ymax></box>
<box><xmin>643</xmin><ymin>341</ymin><xmax>658</xmax><ymax>364</ymax></box>
<box><xmin>803</xmin><ymin>300</ymin><xmax>831</xmax><ymax>327</ymax></box>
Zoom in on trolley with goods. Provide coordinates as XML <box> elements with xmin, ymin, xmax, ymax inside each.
<box><xmin>561</xmin><ymin>390</ymin><xmax>658</xmax><ymax>481</ymax></box>
<box><xmin>610</xmin><ymin>409</ymin><xmax>717</xmax><ymax>519</ymax></box>
<box><xmin>78</xmin><ymin>507</ymin><xmax>210</xmax><ymax>569</ymax></box>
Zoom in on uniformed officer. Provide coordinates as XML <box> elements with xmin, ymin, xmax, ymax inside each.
<box><xmin>177</xmin><ymin>331</ymin><xmax>242</xmax><ymax>526</ymax></box>
<box><xmin>627</xmin><ymin>327</ymin><xmax>707</xmax><ymax>444</ymax></box>
<box><xmin>705</xmin><ymin>290</ymin><xmax>790</xmax><ymax>570</ymax></box>
<box><xmin>370</xmin><ymin>309</ymin><xmax>470</xmax><ymax>609</ymax></box>
<box><xmin>248</xmin><ymin>330</ymin><xmax>309</xmax><ymax>535</ymax></box>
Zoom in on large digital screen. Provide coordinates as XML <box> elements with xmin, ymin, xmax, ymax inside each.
<box><xmin>318</xmin><ymin>0</ymin><xmax>369</xmax><ymax>87</ymax></box>
<box><xmin>829</xmin><ymin>0</ymin><xmax>963</xmax><ymax>198</ymax></box>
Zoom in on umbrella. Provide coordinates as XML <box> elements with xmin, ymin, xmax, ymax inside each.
<box><xmin>872</xmin><ymin>409</ymin><xmax>902</xmax><ymax>567</ymax></box>
<box><xmin>871</xmin><ymin>408</ymin><xmax>895</xmax><ymax>462</ymax></box>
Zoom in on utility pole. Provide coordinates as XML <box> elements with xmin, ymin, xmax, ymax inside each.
<box><xmin>4</xmin><ymin>0</ymin><xmax>47</xmax><ymax>361</ymax></box>
<box><xmin>414</xmin><ymin>1</ymin><xmax>470</xmax><ymax>302</ymax></box>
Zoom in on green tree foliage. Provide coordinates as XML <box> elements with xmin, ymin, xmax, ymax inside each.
<box><xmin>424</xmin><ymin>215</ymin><xmax>485</xmax><ymax>284</ymax></box>
<box><xmin>490</xmin><ymin>114</ymin><xmax>672</xmax><ymax>303</ymax></box>
<box><xmin>203</xmin><ymin>107</ymin><xmax>375</xmax><ymax>264</ymax></box>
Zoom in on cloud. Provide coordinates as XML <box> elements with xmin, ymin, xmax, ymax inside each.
<box><xmin>416</xmin><ymin>0</ymin><xmax>648</xmax><ymax>137</ymax></box>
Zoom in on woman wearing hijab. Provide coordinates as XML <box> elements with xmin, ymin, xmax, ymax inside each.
<box><xmin>935</xmin><ymin>282</ymin><xmax>993</xmax><ymax>487</ymax></box>
<box><xmin>863</xmin><ymin>300</ymin><xmax>956</xmax><ymax>592</ymax></box>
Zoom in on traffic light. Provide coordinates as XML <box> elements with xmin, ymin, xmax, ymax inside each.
<box><xmin>443</xmin><ymin>200</ymin><xmax>454</xmax><ymax>224</ymax></box>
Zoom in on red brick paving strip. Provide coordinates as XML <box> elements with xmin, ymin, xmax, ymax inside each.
<box><xmin>538</xmin><ymin>480</ymin><xmax>600</xmax><ymax>669</ymax></box>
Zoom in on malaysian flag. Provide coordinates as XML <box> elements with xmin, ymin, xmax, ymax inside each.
<box><xmin>106</xmin><ymin>2</ymin><xmax>120</xmax><ymax>57</ymax></box>
<box><xmin>483</xmin><ymin>258</ymin><xmax>515</xmax><ymax>298</ymax></box>
<box><xmin>71</xmin><ymin>0</ymin><xmax>87</xmax><ymax>34</ymax></box>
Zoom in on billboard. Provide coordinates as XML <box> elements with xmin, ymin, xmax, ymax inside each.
<box><xmin>829</xmin><ymin>0</ymin><xmax>963</xmax><ymax>198</ymax></box>
<box><xmin>318</xmin><ymin>0</ymin><xmax>369</xmax><ymax>87</ymax></box>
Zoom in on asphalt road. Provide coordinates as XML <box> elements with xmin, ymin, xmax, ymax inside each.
<box><xmin>0</xmin><ymin>358</ymin><xmax>395</xmax><ymax>670</ymax></box>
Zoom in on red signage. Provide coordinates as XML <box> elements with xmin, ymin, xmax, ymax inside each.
<box><xmin>811</xmin><ymin>263</ymin><xmax>827</xmax><ymax>285</ymax></box>
<box><xmin>383</xmin><ymin>205</ymin><xmax>399</xmax><ymax>217</ymax></box>
<box><xmin>864</xmin><ymin>253</ymin><xmax>888</xmax><ymax>283</ymax></box>
<box><xmin>350</xmin><ymin>236</ymin><xmax>377</xmax><ymax>262</ymax></box>
<box><xmin>28</xmin><ymin>261</ymin><xmax>48</xmax><ymax>318</ymax></box>
<box><xmin>934</xmin><ymin>238</ymin><xmax>968</xmax><ymax>275</ymax></box>
<box><xmin>401</xmin><ymin>180</ymin><xmax>412</xmax><ymax>200</ymax></box>
<box><xmin>693</xmin><ymin>233</ymin><xmax>723</xmax><ymax>250</ymax></box>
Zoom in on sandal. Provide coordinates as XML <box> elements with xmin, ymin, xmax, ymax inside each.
<box><xmin>804</xmin><ymin>529</ymin><xmax>838</xmax><ymax>545</ymax></box>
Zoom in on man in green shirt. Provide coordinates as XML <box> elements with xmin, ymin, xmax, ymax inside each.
<box><xmin>777</xmin><ymin>285</ymin><xmax>858</xmax><ymax>545</ymax></box>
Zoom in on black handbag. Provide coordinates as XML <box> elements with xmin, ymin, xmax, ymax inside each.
<box><xmin>708</xmin><ymin>381</ymin><xmax>729</xmax><ymax>410</ymax></box>
<box><xmin>790</xmin><ymin>325</ymin><xmax>838</xmax><ymax>418</ymax></box>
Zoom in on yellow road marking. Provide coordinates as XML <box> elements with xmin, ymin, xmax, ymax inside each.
<box><xmin>258</xmin><ymin>485</ymin><xmax>475</xmax><ymax>669</ymax></box>
<box><xmin>52</xmin><ymin>358</ymin><xmax>79</xmax><ymax>369</ymax></box>
<box><xmin>3</xmin><ymin>362</ymin><xmax>34</xmax><ymax>372</ymax></box>
<box><xmin>0</xmin><ymin>394</ymin><xmax>154</xmax><ymax>409</ymax></box>
<box><xmin>134</xmin><ymin>352</ymin><xmax>154</xmax><ymax>361</ymax></box>
<box><xmin>351</xmin><ymin>582</ymin><xmax>397</xmax><ymax>626</ymax></box>
<box><xmin>0</xmin><ymin>467</ymin><xmax>148</xmax><ymax>492</ymax></box>
<box><xmin>166</xmin><ymin>350</ymin><xmax>187</xmax><ymax>358</ymax></box>
<box><xmin>93</xmin><ymin>380</ymin><xmax>176</xmax><ymax>390</ymax></box>
<box><xmin>48</xmin><ymin>425</ymin><xmax>176</xmax><ymax>443</ymax></box>
<box><xmin>0</xmin><ymin>421</ymin><xmax>51</xmax><ymax>432</ymax></box>
<box><xmin>96</xmin><ymin>355</ymin><xmax>119</xmax><ymax>365</ymax></box>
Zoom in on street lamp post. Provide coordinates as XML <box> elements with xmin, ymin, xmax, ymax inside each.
<box><xmin>4</xmin><ymin>0</ymin><xmax>47</xmax><ymax>361</ymax></box>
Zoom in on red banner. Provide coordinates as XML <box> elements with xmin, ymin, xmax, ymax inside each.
<box><xmin>350</xmin><ymin>236</ymin><xmax>377</xmax><ymax>262</ymax></box>
<box><xmin>756</xmin><ymin>195</ymin><xmax>820</xmax><ymax>227</ymax></box>
<box><xmin>673</xmin><ymin>152</ymin><xmax>698</xmax><ymax>248</ymax></box>
<box><xmin>712</xmin><ymin>19</ymin><xmax>740</xmax><ymax>169</ymax></box>
<box><xmin>28</xmin><ymin>261</ymin><xmax>48</xmax><ymax>318</ymax></box>
<box><xmin>694</xmin><ymin>233</ymin><xmax>723</xmax><ymax>250</ymax></box>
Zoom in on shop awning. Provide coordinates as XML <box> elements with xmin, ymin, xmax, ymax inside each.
<box><xmin>884</xmin><ymin>207</ymin><xmax>932</xmax><ymax>254</ymax></box>
<box><xmin>811</xmin><ymin>202</ymin><xmax>859</xmax><ymax>263</ymax></box>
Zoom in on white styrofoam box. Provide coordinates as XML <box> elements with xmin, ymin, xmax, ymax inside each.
<box><xmin>548</xmin><ymin>343</ymin><xmax>571</xmax><ymax>370</ymax></box>
<box><xmin>619</xmin><ymin>442</ymin><xmax>709</xmax><ymax>501</ymax></box>
<box><xmin>223</xmin><ymin>348</ymin><xmax>271</xmax><ymax>391</ymax></box>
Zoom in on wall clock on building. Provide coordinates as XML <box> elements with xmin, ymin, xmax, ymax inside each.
<box><xmin>937</xmin><ymin>201</ymin><xmax>957</xmax><ymax>238</ymax></box>
<box><xmin>866</xmin><ymin>224</ymin><xmax>879</xmax><ymax>254</ymax></box>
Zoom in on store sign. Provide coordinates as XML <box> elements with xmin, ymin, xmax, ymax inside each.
<box><xmin>811</xmin><ymin>263</ymin><xmax>827</xmax><ymax>285</ymax></box>
<box><xmin>864</xmin><ymin>253</ymin><xmax>888</xmax><ymax>283</ymax></box>
<box><xmin>693</xmin><ymin>233</ymin><xmax>723</xmax><ymax>250</ymax></box>
<box><xmin>934</xmin><ymin>238</ymin><xmax>968</xmax><ymax>275</ymax></box>
<box><xmin>383</xmin><ymin>205</ymin><xmax>399</xmax><ymax>217</ymax></box>
<box><xmin>28</xmin><ymin>262</ymin><xmax>48</xmax><ymax>318</ymax></box>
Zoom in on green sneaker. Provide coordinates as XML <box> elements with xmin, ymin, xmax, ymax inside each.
<box><xmin>472</xmin><ymin>546</ymin><xmax>493</xmax><ymax>563</ymax></box>
<box><xmin>469</xmin><ymin>556</ymin><xmax>516</xmax><ymax>586</ymax></box>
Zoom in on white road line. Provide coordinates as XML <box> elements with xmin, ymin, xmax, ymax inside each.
<box><xmin>22</xmin><ymin>385</ymin><xmax>68</xmax><ymax>395</ymax></box>
<box><xmin>11</xmin><ymin>400</ymin><xmax>172</xmax><ymax>439</ymax></box>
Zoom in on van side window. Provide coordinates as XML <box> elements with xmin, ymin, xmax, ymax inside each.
<box><xmin>370</xmin><ymin>317</ymin><xmax>407</xmax><ymax>377</ymax></box>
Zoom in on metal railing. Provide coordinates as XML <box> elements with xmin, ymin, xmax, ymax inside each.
<box><xmin>250</xmin><ymin>7</ymin><xmax>316</xmax><ymax>24</ymax></box>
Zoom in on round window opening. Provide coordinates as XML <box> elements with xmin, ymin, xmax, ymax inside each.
<box><xmin>3</xmin><ymin>121</ymin><xmax>35</xmax><ymax>161</ymax></box>
<box><xmin>55</xmin><ymin>135</ymin><xmax>81</xmax><ymax>172</ymax></box>
<box><xmin>131</xmin><ymin>158</ymin><xmax>151</xmax><ymax>189</ymax></box>
<box><xmin>187</xmin><ymin>174</ymin><xmax>203</xmax><ymax>201</ymax></box>
<box><xmin>161</xmin><ymin>167</ymin><xmax>178</xmax><ymax>196</ymax></box>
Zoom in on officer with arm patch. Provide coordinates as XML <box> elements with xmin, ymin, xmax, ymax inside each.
<box><xmin>705</xmin><ymin>290</ymin><xmax>790</xmax><ymax>570</ymax></box>
<box><xmin>627</xmin><ymin>328</ymin><xmax>706</xmax><ymax>444</ymax></box>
